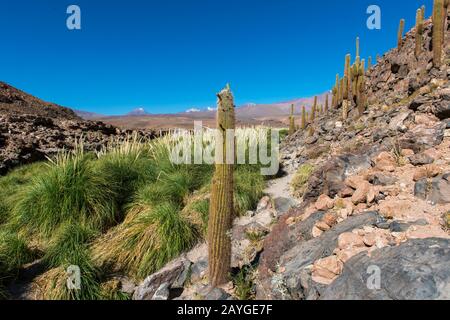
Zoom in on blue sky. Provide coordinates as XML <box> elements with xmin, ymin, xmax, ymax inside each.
<box><xmin>0</xmin><ymin>0</ymin><xmax>432</xmax><ymax>115</ymax></box>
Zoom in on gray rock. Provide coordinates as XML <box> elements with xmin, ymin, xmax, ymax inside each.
<box><xmin>257</xmin><ymin>211</ymin><xmax>384</xmax><ymax>299</ymax></box>
<box><xmin>273</xmin><ymin>197</ymin><xmax>297</xmax><ymax>215</ymax></box>
<box><xmin>368</xmin><ymin>173</ymin><xmax>398</xmax><ymax>186</ymax></box>
<box><xmin>152</xmin><ymin>283</ymin><xmax>170</xmax><ymax>300</ymax></box>
<box><xmin>429</xmin><ymin>173</ymin><xmax>450</xmax><ymax>204</ymax></box>
<box><xmin>409</xmin><ymin>153</ymin><xmax>434</xmax><ymax>166</ymax></box>
<box><xmin>133</xmin><ymin>256</ymin><xmax>191</xmax><ymax>300</ymax></box>
<box><xmin>320</xmin><ymin>238</ymin><xmax>450</xmax><ymax>300</ymax></box>
<box><xmin>203</xmin><ymin>288</ymin><xmax>231</xmax><ymax>300</ymax></box>
<box><xmin>414</xmin><ymin>179</ymin><xmax>428</xmax><ymax>200</ymax></box>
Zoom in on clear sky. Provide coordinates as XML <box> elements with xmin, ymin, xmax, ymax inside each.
<box><xmin>0</xmin><ymin>0</ymin><xmax>433</xmax><ymax>115</ymax></box>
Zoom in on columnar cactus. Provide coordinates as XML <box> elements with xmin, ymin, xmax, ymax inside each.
<box><xmin>301</xmin><ymin>105</ymin><xmax>306</xmax><ymax>129</ymax></box>
<box><xmin>310</xmin><ymin>96</ymin><xmax>317</xmax><ymax>122</ymax></box>
<box><xmin>368</xmin><ymin>56</ymin><xmax>372</xmax><ymax>69</ymax></box>
<box><xmin>416</xmin><ymin>8</ymin><xmax>424</xmax><ymax>57</ymax></box>
<box><xmin>356</xmin><ymin>59</ymin><xmax>366</xmax><ymax>116</ymax></box>
<box><xmin>356</xmin><ymin>37</ymin><xmax>360</xmax><ymax>58</ymax></box>
<box><xmin>289</xmin><ymin>104</ymin><xmax>295</xmax><ymax>135</ymax></box>
<box><xmin>398</xmin><ymin>19</ymin><xmax>405</xmax><ymax>49</ymax></box>
<box><xmin>432</xmin><ymin>0</ymin><xmax>444</xmax><ymax>67</ymax></box>
<box><xmin>422</xmin><ymin>5</ymin><xmax>426</xmax><ymax>20</ymax></box>
<box><xmin>343</xmin><ymin>54</ymin><xmax>351</xmax><ymax>100</ymax></box>
<box><xmin>208</xmin><ymin>84</ymin><xmax>235</xmax><ymax>287</ymax></box>
<box><xmin>325</xmin><ymin>94</ymin><xmax>329</xmax><ymax>112</ymax></box>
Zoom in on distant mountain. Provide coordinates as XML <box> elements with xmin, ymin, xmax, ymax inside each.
<box><xmin>127</xmin><ymin>108</ymin><xmax>150</xmax><ymax>116</ymax></box>
<box><xmin>74</xmin><ymin>110</ymin><xmax>105</xmax><ymax>120</ymax></box>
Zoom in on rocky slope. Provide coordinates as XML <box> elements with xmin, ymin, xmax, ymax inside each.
<box><xmin>0</xmin><ymin>82</ymin><xmax>158</xmax><ymax>175</ymax></box>
<box><xmin>127</xmin><ymin>14</ymin><xmax>450</xmax><ymax>301</ymax></box>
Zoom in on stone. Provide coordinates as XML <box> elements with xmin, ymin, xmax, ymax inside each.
<box><xmin>315</xmin><ymin>221</ymin><xmax>331</xmax><ymax>232</ymax></box>
<box><xmin>368</xmin><ymin>173</ymin><xmax>398</xmax><ymax>186</ymax></box>
<box><xmin>378</xmin><ymin>200</ymin><xmax>412</xmax><ymax>219</ymax></box>
<box><xmin>414</xmin><ymin>179</ymin><xmax>428</xmax><ymax>200</ymax></box>
<box><xmin>336</xmin><ymin>247</ymin><xmax>368</xmax><ymax>263</ymax></box>
<box><xmin>345</xmin><ymin>175</ymin><xmax>366</xmax><ymax>189</ymax></box>
<box><xmin>389</xmin><ymin>110</ymin><xmax>412</xmax><ymax>132</ymax></box>
<box><xmin>320</xmin><ymin>238</ymin><xmax>450</xmax><ymax>300</ymax></box>
<box><xmin>366</xmin><ymin>187</ymin><xmax>377</xmax><ymax>204</ymax></box>
<box><xmin>256</xmin><ymin>196</ymin><xmax>271</xmax><ymax>212</ymax></box>
<box><xmin>424</xmin><ymin>164</ymin><xmax>441</xmax><ymax>178</ymax></box>
<box><xmin>133</xmin><ymin>256</ymin><xmax>191</xmax><ymax>300</ymax></box>
<box><xmin>351</xmin><ymin>181</ymin><xmax>371</xmax><ymax>205</ymax></box>
<box><xmin>312</xmin><ymin>255</ymin><xmax>343</xmax><ymax>285</ymax></box>
<box><xmin>374</xmin><ymin>152</ymin><xmax>396</xmax><ymax>171</ymax></box>
<box><xmin>203</xmin><ymin>288</ymin><xmax>231</xmax><ymax>300</ymax></box>
<box><xmin>429</xmin><ymin>174</ymin><xmax>450</xmax><ymax>204</ymax></box>
<box><xmin>337</xmin><ymin>232</ymin><xmax>365</xmax><ymax>249</ymax></box>
<box><xmin>152</xmin><ymin>283</ymin><xmax>170</xmax><ymax>300</ymax></box>
<box><xmin>400</xmin><ymin>149</ymin><xmax>415</xmax><ymax>157</ymax></box>
<box><xmin>312</xmin><ymin>226</ymin><xmax>324</xmax><ymax>238</ymax></box>
<box><xmin>315</xmin><ymin>194</ymin><xmax>335</xmax><ymax>211</ymax></box>
<box><xmin>408</xmin><ymin>153</ymin><xmax>434</xmax><ymax>166</ymax></box>
<box><xmin>338</xmin><ymin>187</ymin><xmax>354</xmax><ymax>197</ymax></box>
<box><xmin>413</xmin><ymin>167</ymin><xmax>428</xmax><ymax>181</ymax></box>
<box><xmin>322</xmin><ymin>213</ymin><xmax>338</xmax><ymax>227</ymax></box>
<box><xmin>273</xmin><ymin>197</ymin><xmax>297</xmax><ymax>216</ymax></box>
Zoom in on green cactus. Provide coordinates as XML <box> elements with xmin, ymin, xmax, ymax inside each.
<box><xmin>398</xmin><ymin>19</ymin><xmax>405</xmax><ymax>49</ymax></box>
<box><xmin>289</xmin><ymin>104</ymin><xmax>295</xmax><ymax>135</ymax></box>
<box><xmin>356</xmin><ymin>37</ymin><xmax>360</xmax><ymax>58</ymax></box>
<box><xmin>310</xmin><ymin>96</ymin><xmax>317</xmax><ymax>122</ymax></box>
<box><xmin>208</xmin><ymin>84</ymin><xmax>235</xmax><ymax>287</ymax></box>
<box><xmin>415</xmin><ymin>8</ymin><xmax>424</xmax><ymax>57</ymax></box>
<box><xmin>301</xmin><ymin>105</ymin><xmax>307</xmax><ymax>129</ymax></box>
<box><xmin>343</xmin><ymin>54</ymin><xmax>351</xmax><ymax>100</ymax></box>
<box><xmin>432</xmin><ymin>0</ymin><xmax>444</xmax><ymax>67</ymax></box>
<box><xmin>325</xmin><ymin>94</ymin><xmax>329</xmax><ymax>112</ymax></box>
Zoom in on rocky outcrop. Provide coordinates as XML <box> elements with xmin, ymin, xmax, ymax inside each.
<box><xmin>320</xmin><ymin>238</ymin><xmax>450</xmax><ymax>300</ymax></box>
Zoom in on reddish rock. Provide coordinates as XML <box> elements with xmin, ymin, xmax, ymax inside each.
<box><xmin>338</xmin><ymin>232</ymin><xmax>365</xmax><ymax>249</ymax></box>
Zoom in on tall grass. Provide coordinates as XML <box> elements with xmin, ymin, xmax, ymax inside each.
<box><xmin>0</xmin><ymin>128</ymin><xmax>271</xmax><ymax>299</ymax></box>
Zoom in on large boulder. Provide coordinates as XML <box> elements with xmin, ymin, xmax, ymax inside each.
<box><xmin>320</xmin><ymin>238</ymin><xmax>450</xmax><ymax>300</ymax></box>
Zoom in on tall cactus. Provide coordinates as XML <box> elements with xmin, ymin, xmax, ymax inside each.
<box><xmin>398</xmin><ymin>19</ymin><xmax>405</xmax><ymax>49</ymax></box>
<box><xmin>208</xmin><ymin>84</ymin><xmax>235</xmax><ymax>287</ymax></box>
<box><xmin>356</xmin><ymin>37</ymin><xmax>360</xmax><ymax>58</ymax></box>
<box><xmin>343</xmin><ymin>54</ymin><xmax>351</xmax><ymax>100</ymax></box>
<box><xmin>415</xmin><ymin>8</ymin><xmax>424</xmax><ymax>57</ymax></box>
<box><xmin>368</xmin><ymin>56</ymin><xmax>372</xmax><ymax>69</ymax></box>
<box><xmin>301</xmin><ymin>105</ymin><xmax>307</xmax><ymax>129</ymax></box>
<box><xmin>310</xmin><ymin>96</ymin><xmax>317</xmax><ymax>122</ymax></box>
<box><xmin>432</xmin><ymin>0</ymin><xmax>444</xmax><ymax>67</ymax></box>
<box><xmin>422</xmin><ymin>5</ymin><xmax>426</xmax><ymax>20</ymax></box>
<box><xmin>356</xmin><ymin>59</ymin><xmax>366</xmax><ymax>116</ymax></box>
<box><xmin>289</xmin><ymin>104</ymin><xmax>295</xmax><ymax>135</ymax></box>
<box><xmin>325</xmin><ymin>94</ymin><xmax>329</xmax><ymax>112</ymax></box>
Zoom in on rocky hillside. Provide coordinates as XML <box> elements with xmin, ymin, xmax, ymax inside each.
<box><xmin>0</xmin><ymin>82</ymin><xmax>158</xmax><ymax>175</ymax></box>
<box><xmin>126</xmin><ymin>12</ymin><xmax>450</xmax><ymax>300</ymax></box>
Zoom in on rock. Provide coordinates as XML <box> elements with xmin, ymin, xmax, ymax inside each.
<box><xmin>378</xmin><ymin>199</ymin><xmax>412</xmax><ymax>219</ymax></box>
<box><xmin>273</xmin><ymin>197</ymin><xmax>297</xmax><ymax>216</ymax></box>
<box><xmin>389</xmin><ymin>110</ymin><xmax>412</xmax><ymax>132</ymax></box>
<box><xmin>337</xmin><ymin>232</ymin><xmax>365</xmax><ymax>249</ymax></box>
<box><xmin>367</xmin><ymin>173</ymin><xmax>398</xmax><ymax>186</ymax></box>
<box><xmin>315</xmin><ymin>221</ymin><xmax>331</xmax><ymax>232</ymax></box>
<box><xmin>409</xmin><ymin>153</ymin><xmax>434</xmax><ymax>166</ymax></box>
<box><xmin>338</xmin><ymin>187</ymin><xmax>354</xmax><ymax>197</ymax></box>
<box><xmin>204</xmin><ymin>288</ymin><xmax>231</xmax><ymax>300</ymax></box>
<box><xmin>320</xmin><ymin>238</ymin><xmax>450</xmax><ymax>300</ymax></box>
<box><xmin>366</xmin><ymin>187</ymin><xmax>377</xmax><ymax>204</ymax></box>
<box><xmin>414</xmin><ymin>179</ymin><xmax>428</xmax><ymax>200</ymax></box>
<box><xmin>424</xmin><ymin>164</ymin><xmax>441</xmax><ymax>177</ymax></box>
<box><xmin>413</xmin><ymin>167</ymin><xmax>428</xmax><ymax>181</ymax></box>
<box><xmin>399</xmin><ymin>123</ymin><xmax>446</xmax><ymax>152</ymax></box>
<box><xmin>312</xmin><ymin>226</ymin><xmax>324</xmax><ymax>238</ymax></box>
<box><xmin>312</xmin><ymin>256</ymin><xmax>344</xmax><ymax>285</ymax></box>
<box><xmin>351</xmin><ymin>181</ymin><xmax>371</xmax><ymax>205</ymax></box>
<box><xmin>152</xmin><ymin>283</ymin><xmax>170</xmax><ymax>300</ymax></box>
<box><xmin>336</xmin><ymin>247</ymin><xmax>368</xmax><ymax>263</ymax></box>
<box><xmin>374</xmin><ymin>152</ymin><xmax>396</xmax><ymax>172</ymax></box>
<box><xmin>256</xmin><ymin>196</ymin><xmax>271</xmax><ymax>212</ymax></box>
<box><xmin>429</xmin><ymin>173</ymin><xmax>450</xmax><ymax>204</ymax></box>
<box><xmin>256</xmin><ymin>211</ymin><xmax>384</xmax><ymax>300</ymax></box>
<box><xmin>315</xmin><ymin>195</ymin><xmax>334</xmax><ymax>211</ymax></box>
<box><xmin>322</xmin><ymin>213</ymin><xmax>338</xmax><ymax>227</ymax></box>
<box><xmin>133</xmin><ymin>256</ymin><xmax>191</xmax><ymax>300</ymax></box>
<box><xmin>400</xmin><ymin>149</ymin><xmax>415</xmax><ymax>157</ymax></box>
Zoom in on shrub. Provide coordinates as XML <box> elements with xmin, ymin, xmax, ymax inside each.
<box><xmin>291</xmin><ymin>164</ymin><xmax>315</xmax><ymax>196</ymax></box>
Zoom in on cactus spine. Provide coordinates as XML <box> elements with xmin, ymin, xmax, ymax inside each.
<box><xmin>415</xmin><ymin>8</ymin><xmax>424</xmax><ymax>57</ymax></box>
<box><xmin>208</xmin><ymin>84</ymin><xmax>235</xmax><ymax>287</ymax></box>
<box><xmin>289</xmin><ymin>104</ymin><xmax>295</xmax><ymax>135</ymax></box>
<box><xmin>432</xmin><ymin>0</ymin><xmax>444</xmax><ymax>67</ymax></box>
<box><xmin>398</xmin><ymin>19</ymin><xmax>405</xmax><ymax>49</ymax></box>
<box><xmin>301</xmin><ymin>105</ymin><xmax>306</xmax><ymax>129</ymax></box>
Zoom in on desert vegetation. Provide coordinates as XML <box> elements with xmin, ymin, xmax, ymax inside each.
<box><xmin>0</xmin><ymin>126</ymin><xmax>272</xmax><ymax>299</ymax></box>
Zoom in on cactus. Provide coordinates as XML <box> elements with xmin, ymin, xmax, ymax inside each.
<box><xmin>289</xmin><ymin>104</ymin><xmax>295</xmax><ymax>135</ymax></box>
<box><xmin>301</xmin><ymin>105</ymin><xmax>307</xmax><ymax>129</ymax></box>
<box><xmin>310</xmin><ymin>96</ymin><xmax>317</xmax><ymax>122</ymax></box>
<box><xmin>343</xmin><ymin>54</ymin><xmax>351</xmax><ymax>100</ymax></box>
<box><xmin>421</xmin><ymin>5</ymin><xmax>426</xmax><ymax>20</ymax></box>
<box><xmin>208</xmin><ymin>84</ymin><xmax>235</xmax><ymax>287</ymax></box>
<box><xmin>398</xmin><ymin>19</ymin><xmax>405</xmax><ymax>49</ymax></box>
<box><xmin>432</xmin><ymin>0</ymin><xmax>444</xmax><ymax>67</ymax></box>
<box><xmin>357</xmin><ymin>59</ymin><xmax>366</xmax><ymax>116</ymax></box>
<box><xmin>368</xmin><ymin>56</ymin><xmax>372</xmax><ymax>69</ymax></box>
<box><xmin>325</xmin><ymin>94</ymin><xmax>329</xmax><ymax>112</ymax></box>
<box><xmin>342</xmin><ymin>100</ymin><xmax>349</xmax><ymax>120</ymax></box>
<box><xmin>356</xmin><ymin>37</ymin><xmax>360</xmax><ymax>58</ymax></box>
<box><xmin>415</xmin><ymin>8</ymin><xmax>424</xmax><ymax>57</ymax></box>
